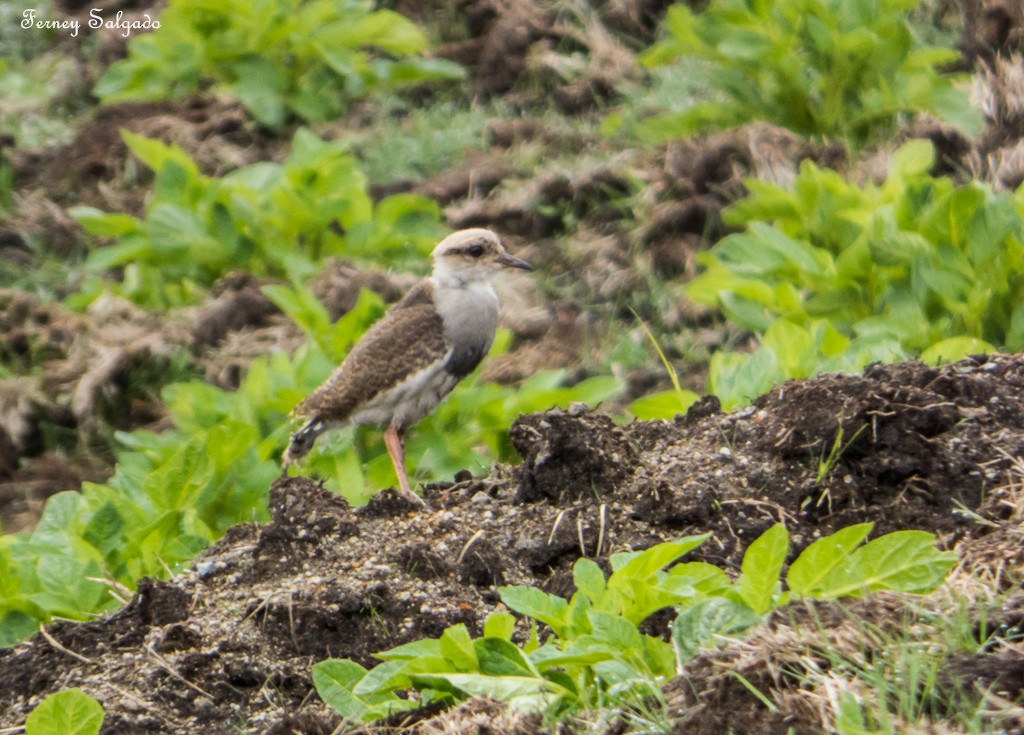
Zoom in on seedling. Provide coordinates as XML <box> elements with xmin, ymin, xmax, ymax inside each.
<box><xmin>314</xmin><ymin>523</ymin><xmax>955</xmax><ymax>723</ymax></box>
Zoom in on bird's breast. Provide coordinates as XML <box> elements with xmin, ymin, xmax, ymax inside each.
<box><xmin>435</xmin><ymin>282</ymin><xmax>499</xmax><ymax>379</ymax></box>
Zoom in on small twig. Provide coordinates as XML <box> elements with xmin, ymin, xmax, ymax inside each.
<box><xmin>596</xmin><ymin>503</ymin><xmax>607</xmax><ymax>557</ymax></box>
<box><xmin>457</xmin><ymin>530</ymin><xmax>485</xmax><ymax>565</ymax></box>
<box><xmin>287</xmin><ymin>590</ymin><xmax>300</xmax><ymax>655</ymax></box>
<box><xmin>87</xmin><ymin>577</ymin><xmax>132</xmax><ymax>606</ymax></box>
<box><xmin>576</xmin><ymin>517</ymin><xmax>587</xmax><ymax>557</ymax></box>
<box><xmin>0</xmin><ymin>725</ymin><xmax>26</xmax><ymax>734</ymax></box>
<box><xmin>547</xmin><ymin>509</ymin><xmax>566</xmax><ymax>545</ymax></box>
<box><xmin>145</xmin><ymin>645</ymin><xmax>214</xmax><ymax>699</ymax></box>
<box><xmin>39</xmin><ymin>626</ymin><xmax>95</xmax><ymax>665</ymax></box>
<box><xmin>107</xmin><ymin>683</ymin><xmax>150</xmax><ymax>712</ymax></box>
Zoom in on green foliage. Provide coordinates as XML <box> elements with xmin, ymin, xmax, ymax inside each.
<box><xmin>93</xmin><ymin>0</ymin><xmax>463</xmax><ymax>129</ymax></box>
<box><xmin>25</xmin><ymin>689</ymin><xmax>104</xmax><ymax>735</ymax></box>
<box><xmin>70</xmin><ymin>129</ymin><xmax>444</xmax><ymax>310</ymax></box>
<box><xmin>637</xmin><ymin>0</ymin><xmax>980</xmax><ymax>148</ymax></box>
<box><xmin>0</xmin><ymin>290</ymin><xmax>375</xmax><ymax>644</ymax></box>
<box><xmin>687</xmin><ymin>140</ymin><xmax>1024</xmax><ymax>408</ymax></box>
<box><xmin>314</xmin><ymin>523</ymin><xmax>955</xmax><ymax>722</ymax></box>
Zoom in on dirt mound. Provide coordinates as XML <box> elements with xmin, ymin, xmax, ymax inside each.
<box><xmin>2</xmin><ymin>354</ymin><xmax>1023</xmax><ymax>733</ymax></box>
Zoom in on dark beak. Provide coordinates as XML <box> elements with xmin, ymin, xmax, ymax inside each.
<box><xmin>496</xmin><ymin>252</ymin><xmax>534</xmax><ymax>271</ymax></box>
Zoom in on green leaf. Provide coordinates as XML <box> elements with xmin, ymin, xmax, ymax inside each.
<box><xmin>816</xmin><ymin>530</ymin><xmax>956</xmax><ymax>598</ymax></box>
<box><xmin>888</xmin><ymin>138</ymin><xmax>935</xmax><ymax>179</ymax></box>
<box><xmin>572</xmin><ymin>558</ymin><xmax>606</xmax><ymax>603</ymax></box>
<box><xmin>738</xmin><ymin>523</ymin><xmax>789</xmax><ymax>614</ymax></box>
<box><xmin>609</xmin><ymin>534</ymin><xmax>711</xmax><ymax>577</ymax></box>
<box><xmin>919</xmin><ymin>336</ymin><xmax>995</xmax><ymax>365</ymax></box>
<box><xmin>122</xmin><ymin>131</ymin><xmax>196</xmax><ymax>175</ymax></box>
<box><xmin>141</xmin><ymin>437</ymin><xmax>214</xmax><ymax>511</ymax></box>
<box><xmin>69</xmin><ymin>207</ymin><xmax>140</xmax><ymax>237</ymax></box>
<box><xmin>0</xmin><ymin>610</ymin><xmax>41</xmax><ymax>648</ymax></box>
<box><xmin>475</xmin><ymin>637</ymin><xmax>537</xmax><ymax>678</ymax></box>
<box><xmin>672</xmin><ymin>598</ymin><xmax>762</xmax><ymax>662</ymax></box>
<box><xmin>82</xmin><ymin>503</ymin><xmax>126</xmax><ymax>562</ymax></box>
<box><xmin>440</xmin><ymin>624</ymin><xmax>478</xmax><ymax>671</ymax></box>
<box><xmin>586</xmin><ymin>610</ymin><xmax>643</xmax><ymax>651</ymax></box>
<box><xmin>312</xmin><ymin>659</ymin><xmax>369</xmax><ymax>720</ymax></box>
<box><xmin>667</xmin><ymin>562</ymin><xmax>731</xmax><ymax>595</ymax></box>
<box><xmin>499</xmin><ymin>586</ymin><xmax>569</xmax><ymax>635</ymax></box>
<box><xmin>787</xmin><ymin>523</ymin><xmax>873</xmax><ymax>597</ymax></box>
<box><xmin>483</xmin><ymin>612</ymin><xmax>515</xmax><ymax>641</ymax></box>
<box><xmin>629</xmin><ymin>389</ymin><xmax>700</xmax><ymax>420</ymax></box>
<box><xmin>25</xmin><ymin>689</ymin><xmax>104</xmax><ymax>735</ymax></box>
<box><xmin>230</xmin><ymin>57</ymin><xmax>288</xmax><ymax>130</ymax></box>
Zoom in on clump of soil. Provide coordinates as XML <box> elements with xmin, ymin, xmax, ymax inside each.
<box><xmin>2</xmin><ymin>354</ymin><xmax>1024</xmax><ymax>733</ymax></box>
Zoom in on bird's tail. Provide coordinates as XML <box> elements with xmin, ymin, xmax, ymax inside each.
<box><xmin>282</xmin><ymin>417</ymin><xmax>326</xmax><ymax>469</ymax></box>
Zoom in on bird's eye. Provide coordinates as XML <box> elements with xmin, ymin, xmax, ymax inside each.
<box><xmin>467</xmin><ymin>245</ymin><xmax>485</xmax><ymax>258</ymax></box>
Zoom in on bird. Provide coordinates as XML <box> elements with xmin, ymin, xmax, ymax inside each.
<box><xmin>282</xmin><ymin>228</ymin><xmax>534</xmax><ymax>503</ymax></box>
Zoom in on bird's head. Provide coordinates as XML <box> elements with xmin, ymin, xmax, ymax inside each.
<box><xmin>431</xmin><ymin>229</ymin><xmax>533</xmax><ymax>286</ymax></box>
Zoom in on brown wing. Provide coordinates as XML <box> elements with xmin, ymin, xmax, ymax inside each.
<box><xmin>293</xmin><ymin>280</ymin><xmax>449</xmax><ymax>422</ymax></box>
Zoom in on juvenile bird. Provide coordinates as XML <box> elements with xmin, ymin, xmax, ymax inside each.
<box><xmin>283</xmin><ymin>228</ymin><xmax>533</xmax><ymax>502</ymax></box>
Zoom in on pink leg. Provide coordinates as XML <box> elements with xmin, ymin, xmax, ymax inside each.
<box><xmin>383</xmin><ymin>426</ymin><xmax>423</xmax><ymax>504</ymax></box>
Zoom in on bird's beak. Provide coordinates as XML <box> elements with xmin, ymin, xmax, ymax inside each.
<box><xmin>496</xmin><ymin>252</ymin><xmax>534</xmax><ymax>271</ymax></box>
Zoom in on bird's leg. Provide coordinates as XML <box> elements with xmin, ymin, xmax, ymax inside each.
<box><xmin>383</xmin><ymin>426</ymin><xmax>424</xmax><ymax>505</ymax></box>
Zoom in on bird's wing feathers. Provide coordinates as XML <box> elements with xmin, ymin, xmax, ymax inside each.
<box><xmin>294</xmin><ymin>281</ymin><xmax>450</xmax><ymax>422</ymax></box>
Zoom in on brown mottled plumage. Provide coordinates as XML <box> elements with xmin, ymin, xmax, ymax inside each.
<box><xmin>283</xmin><ymin>229</ymin><xmax>533</xmax><ymax>503</ymax></box>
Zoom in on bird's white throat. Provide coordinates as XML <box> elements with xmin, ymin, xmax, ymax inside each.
<box><xmin>430</xmin><ymin>276</ymin><xmax>499</xmax><ymax>345</ymax></box>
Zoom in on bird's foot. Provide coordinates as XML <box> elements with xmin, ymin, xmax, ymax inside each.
<box><xmin>399</xmin><ymin>488</ymin><xmax>428</xmax><ymax>508</ymax></box>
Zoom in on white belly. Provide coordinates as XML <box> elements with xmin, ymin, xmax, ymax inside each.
<box><xmin>348</xmin><ymin>358</ymin><xmax>460</xmax><ymax>431</ymax></box>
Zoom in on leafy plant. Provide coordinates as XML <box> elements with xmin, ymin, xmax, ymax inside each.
<box><xmin>93</xmin><ymin>0</ymin><xmax>464</xmax><ymax>129</ymax></box>
<box><xmin>636</xmin><ymin>0</ymin><xmax>980</xmax><ymax>149</ymax></box>
<box><xmin>25</xmin><ymin>689</ymin><xmax>104</xmax><ymax>735</ymax></box>
<box><xmin>687</xmin><ymin>140</ymin><xmax>1024</xmax><ymax>408</ymax></box>
<box><xmin>70</xmin><ymin>129</ymin><xmax>444</xmax><ymax>310</ymax></box>
<box><xmin>313</xmin><ymin>522</ymin><xmax>955</xmax><ymax>723</ymax></box>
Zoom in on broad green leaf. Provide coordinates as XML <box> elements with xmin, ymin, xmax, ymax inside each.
<box><xmin>787</xmin><ymin>523</ymin><xmax>873</xmax><ymax>597</ymax></box>
<box><xmin>0</xmin><ymin>610</ymin><xmax>41</xmax><ymax>648</ymax></box>
<box><xmin>738</xmin><ymin>524</ymin><xmax>789</xmax><ymax>614</ymax></box>
<box><xmin>440</xmin><ymin>624</ymin><xmax>478</xmax><ymax>671</ymax></box>
<box><xmin>483</xmin><ymin>612</ymin><xmax>515</xmax><ymax>641</ymax></box>
<box><xmin>82</xmin><ymin>503</ymin><xmax>126</xmax><ymax>562</ymax></box>
<box><xmin>672</xmin><ymin>598</ymin><xmax>762</xmax><ymax>663</ymax></box>
<box><xmin>629</xmin><ymin>389</ymin><xmax>700</xmax><ymax>420</ymax></box>
<box><xmin>609</xmin><ymin>534</ymin><xmax>711</xmax><ymax>578</ymax></box>
<box><xmin>475</xmin><ymin>638</ymin><xmax>537</xmax><ymax>678</ymax></box>
<box><xmin>572</xmin><ymin>558</ymin><xmax>606</xmax><ymax>603</ymax></box>
<box><xmin>25</xmin><ymin>689</ymin><xmax>104</xmax><ymax>735</ymax></box>
<box><xmin>587</xmin><ymin>610</ymin><xmax>643</xmax><ymax>651</ymax></box>
<box><xmin>141</xmin><ymin>437</ymin><xmax>214</xmax><ymax>511</ymax></box>
<box><xmin>888</xmin><ymin>138</ymin><xmax>935</xmax><ymax>179</ymax></box>
<box><xmin>122</xmin><ymin>132</ymin><xmax>185</xmax><ymax>173</ymax></box>
<box><xmin>817</xmin><ymin>531</ymin><xmax>956</xmax><ymax>598</ymax></box>
<box><xmin>919</xmin><ymin>336</ymin><xmax>995</xmax><ymax>365</ymax></box>
<box><xmin>69</xmin><ymin>207</ymin><xmax>140</xmax><ymax>237</ymax></box>
<box><xmin>667</xmin><ymin>562</ymin><xmax>731</xmax><ymax>595</ymax></box>
<box><xmin>499</xmin><ymin>586</ymin><xmax>569</xmax><ymax>634</ymax></box>
<box><xmin>312</xmin><ymin>659</ymin><xmax>370</xmax><ymax>720</ymax></box>
<box><xmin>352</xmin><ymin>659</ymin><xmax>419</xmax><ymax>697</ymax></box>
